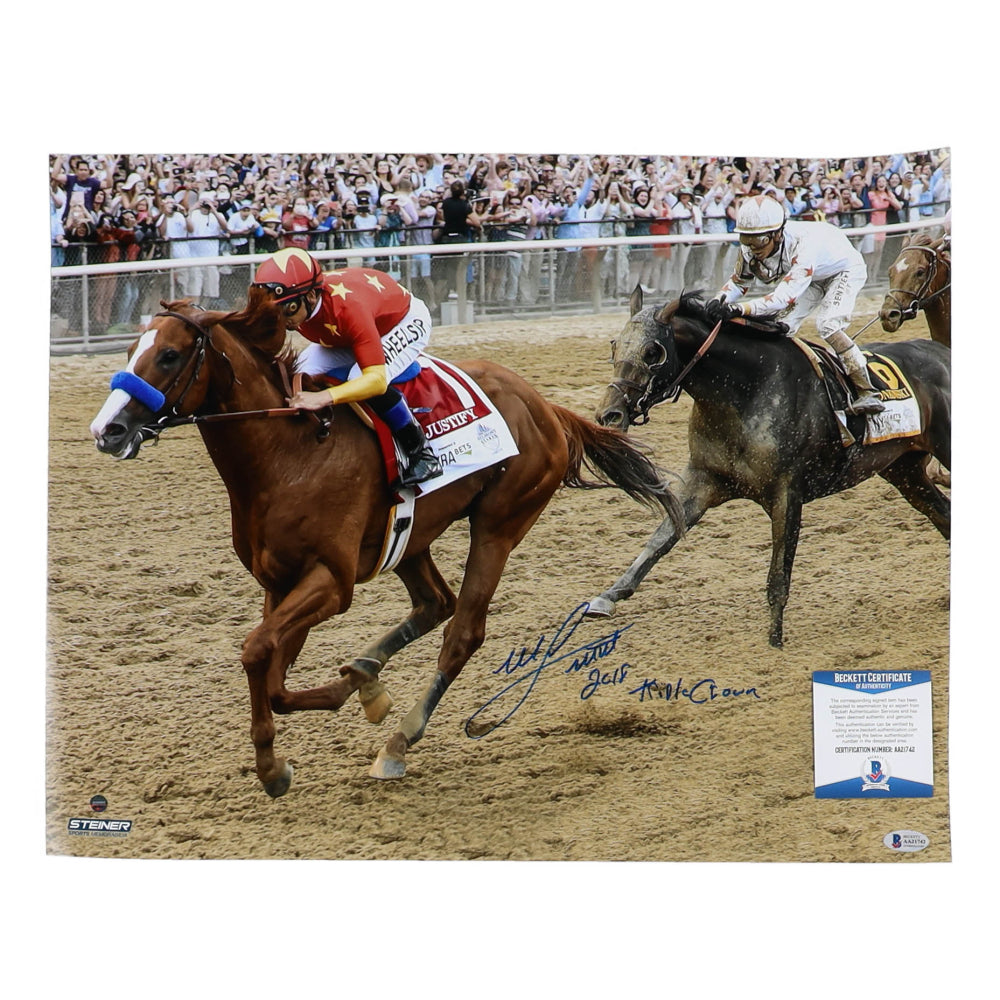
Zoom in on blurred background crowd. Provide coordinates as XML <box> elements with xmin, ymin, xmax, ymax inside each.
<box><xmin>49</xmin><ymin>150</ymin><xmax>951</xmax><ymax>331</ymax></box>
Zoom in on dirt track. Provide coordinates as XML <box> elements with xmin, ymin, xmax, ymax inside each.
<box><xmin>46</xmin><ymin>300</ymin><xmax>950</xmax><ymax>861</ymax></box>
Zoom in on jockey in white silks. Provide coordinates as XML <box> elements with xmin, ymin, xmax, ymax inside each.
<box><xmin>706</xmin><ymin>194</ymin><xmax>885</xmax><ymax>415</ymax></box>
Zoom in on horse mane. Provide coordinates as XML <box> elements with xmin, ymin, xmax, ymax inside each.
<box><xmin>675</xmin><ymin>290</ymin><xmax>710</xmax><ymax>318</ymax></box>
<box><xmin>220</xmin><ymin>286</ymin><xmax>291</xmax><ymax>348</ymax></box>
<box><xmin>905</xmin><ymin>230</ymin><xmax>950</xmax><ymax>253</ymax></box>
<box><xmin>903</xmin><ymin>229</ymin><xmax>950</xmax><ymax>266</ymax></box>
<box><xmin>905</xmin><ymin>231</ymin><xmax>935</xmax><ymax>248</ymax></box>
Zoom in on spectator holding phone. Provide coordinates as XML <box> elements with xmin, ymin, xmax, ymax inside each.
<box><xmin>700</xmin><ymin>179</ymin><xmax>735</xmax><ymax>290</ymax></box>
<box><xmin>550</xmin><ymin>158</ymin><xmax>595</xmax><ymax>298</ymax></box>
<box><xmin>255</xmin><ymin>192</ymin><xmax>284</xmax><ymax>252</ymax></box>
<box><xmin>838</xmin><ymin>186</ymin><xmax>862</xmax><ymax>229</ymax></box>
<box><xmin>310</xmin><ymin>200</ymin><xmax>338</xmax><ymax>251</ymax></box>
<box><xmin>668</xmin><ymin>185</ymin><xmax>702</xmax><ymax>290</ymax></box>
<box><xmin>818</xmin><ymin>186</ymin><xmax>841</xmax><ymax>226</ymax></box>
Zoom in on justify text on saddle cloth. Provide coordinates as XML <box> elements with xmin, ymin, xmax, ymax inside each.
<box><xmin>360</xmin><ymin>356</ymin><xmax>520</xmax><ymax>578</ymax></box>
<box><xmin>373</xmin><ymin>356</ymin><xmax>520</xmax><ymax>498</ymax></box>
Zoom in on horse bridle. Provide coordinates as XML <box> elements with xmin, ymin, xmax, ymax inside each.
<box><xmin>150</xmin><ymin>309</ymin><xmax>218</xmax><ymax>424</ymax></box>
<box><xmin>610</xmin><ymin>318</ymin><xmax>722</xmax><ymax>424</ymax></box>
<box><xmin>112</xmin><ymin>306</ymin><xmax>241</xmax><ymax>451</ymax></box>
<box><xmin>884</xmin><ymin>242</ymin><xmax>951</xmax><ymax>321</ymax></box>
<box><xmin>133</xmin><ymin>308</ymin><xmax>330</xmax><ymax>441</ymax></box>
<box><xmin>606</xmin><ymin>353</ymin><xmax>659</xmax><ymax>426</ymax></box>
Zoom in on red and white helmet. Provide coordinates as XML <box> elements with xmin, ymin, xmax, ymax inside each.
<box><xmin>252</xmin><ymin>248</ymin><xmax>324</xmax><ymax>302</ymax></box>
<box><xmin>735</xmin><ymin>195</ymin><xmax>785</xmax><ymax>235</ymax></box>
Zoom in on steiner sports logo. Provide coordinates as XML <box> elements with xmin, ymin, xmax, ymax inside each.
<box><xmin>883</xmin><ymin>830</ymin><xmax>930</xmax><ymax>853</ymax></box>
<box><xmin>69</xmin><ymin>797</ymin><xmax>133</xmax><ymax>837</ymax></box>
<box><xmin>861</xmin><ymin>758</ymin><xmax>891</xmax><ymax>792</ymax></box>
<box><xmin>68</xmin><ymin>818</ymin><xmax>133</xmax><ymax>837</ymax></box>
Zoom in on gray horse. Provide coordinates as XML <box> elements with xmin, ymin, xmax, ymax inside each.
<box><xmin>588</xmin><ymin>289</ymin><xmax>950</xmax><ymax>647</ymax></box>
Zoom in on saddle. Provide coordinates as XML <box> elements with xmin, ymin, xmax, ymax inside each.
<box><xmin>792</xmin><ymin>338</ymin><xmax>852</xmax><ymax>394</ymax></box>
<box><xmin>790</xmin><ymin>339</ymin><xmax>920</xmax><ymax>447</ymax></box>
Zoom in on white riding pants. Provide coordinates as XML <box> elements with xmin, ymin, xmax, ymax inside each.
<box><xmin>782</xmin><ymin>263</ymin><xmax>867</xmax><ymax>342</ymax></box>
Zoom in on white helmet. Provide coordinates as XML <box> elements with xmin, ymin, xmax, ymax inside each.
<box><xmin>735</xmin><ymin>195</ymin><xmax>785</xmax><ymax>234</ymax></box>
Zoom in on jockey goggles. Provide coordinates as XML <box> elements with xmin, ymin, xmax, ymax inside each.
<box><xmin>739</xmin><ymin>230</ymin><xmax>781</xmax><ymax>252</ymax></box>
<box><xmin>254</xmin><ymin>277</ymin><xmax>322</xmax><ymax>304</ymax></box>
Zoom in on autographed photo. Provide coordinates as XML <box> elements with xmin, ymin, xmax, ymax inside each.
<box><xmin>47</xmin><ymin>149</ymin><xmax>951</xmax><ymax>861</ymax></box>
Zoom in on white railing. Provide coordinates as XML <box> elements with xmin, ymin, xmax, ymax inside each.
<box><xmin>50</xmin><ymin>217</ymin><xmax>947</xmax><ymax>353</ymax></box>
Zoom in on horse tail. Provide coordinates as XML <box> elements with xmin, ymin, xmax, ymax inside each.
<box><xmin>552</xmin><ymin>404</ymin><xmax>686</xmax><ymax>536</ymax></box>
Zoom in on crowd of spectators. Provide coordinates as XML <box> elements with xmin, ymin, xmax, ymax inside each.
<box><xmin>50</xmin><ymin>150</ymin><xmax>951</xmax><ymax>323</ymax></box>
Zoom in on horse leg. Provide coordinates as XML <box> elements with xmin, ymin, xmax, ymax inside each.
<box><xmin>878</xmin><ymin>453</ymin><xmax>951</xmax><ymax>539</ymax></box>
<box><xmin>341</xmin><ymin>550</ymin><xmax>458</xmax><ymax>724</ymax></box>
<box><xmin>369</xmin><ymin>492</ymin><xmax>552</xmax><ymax>780</ymax></box>
<box><xmin>926</xmin><ymin>460</ymin><xmax>950</xmax><ymax>489</ymax></box>
<box><xmin>764</xmin><ymin>487</ymin><xmax>803</xmax><ymax>649</ymax></box>
<box><xmin>241</xmin><ymin>563</ymin><xmax>356</xmax><ymax>797</ymax></box>
<box><xmin>585</xmin><ymin>470</ymin><xmax>718</xmax><ymax>618</ymax></box>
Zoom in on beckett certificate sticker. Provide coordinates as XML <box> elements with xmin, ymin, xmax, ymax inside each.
<box><xmin>812</xmin><ymin>670</ymin><xmax>933</xmax><ymax>798</ymax></box>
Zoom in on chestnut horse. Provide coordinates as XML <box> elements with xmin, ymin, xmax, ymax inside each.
<box><xmin>879</xmin><ymin>232</ymin><xmax>950</xmax><ymax>348</ymax></box>
<box><xmin>90</xmin><ymin>293</ymin><xmax>683</xmax><ymax>796</ymax></box>
<box><xmin>879</xmin><ymin>231</ymin><xmax>951</xmax><ymax>487</ymax></box>
<box><xmin>589</xmin><ymin>289</ymin><xmax>950</xmax><ymax>648</ymax></box>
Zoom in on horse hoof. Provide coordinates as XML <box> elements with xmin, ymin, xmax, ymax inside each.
<box><xmin>585</xmin><ymin>596</ymin><xmax>616</xmax><ymax>619</ymax></box>
<box><xmin>262</xmin><ymin>762</ymin><xmax>294</xmax><ymax>798</ymax></box>
<box><xmin>358</xmin><ymin>682</ymin><xmax>394</xmax><ymax>724</ymax></box>
<box><xmin>369</xmin><ymin>748</ymin><xmax>406</xmax><ymax>780</ymax></box>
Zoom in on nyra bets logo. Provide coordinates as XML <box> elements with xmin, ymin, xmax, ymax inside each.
<box><xmin>861</xmin><ymin>757</ymin><xmax>891</xmax><ymax>792</ymax></box>
<box><xmin>883</xmin><ymin>830</ymin><xmax>930</xmax><ymax>853</ymax></box>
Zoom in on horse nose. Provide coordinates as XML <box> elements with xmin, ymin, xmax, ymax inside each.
<box><xmin>597</xmin><ymin>407</ymin><xmax>629</xmax><ymax>430</ymax></box>
<box><xmin>92</xmin><ymin>418</ymin><xmax>128</xmax><ymax>452</ymax></box>
<box><xmin>880</xmin><ymin>307</ymin><xmax>902</xmax><ymax>331</ymax></box>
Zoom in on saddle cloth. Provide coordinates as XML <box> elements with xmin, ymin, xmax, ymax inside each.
<box><xmin>311</xmin><ymin>355</ymin><xmax>519</xmax><ymax>581</ymax></box>
<box><xmin>790</xmin><ymin>339</ymin><xmax>922</xmax><ymax>446</ymax></box>
<box><xmin>859</xmin><ymin>352</ymin><xmax>922</xmax><ymax>444</ymax></box>
<box><xmin>348</xmin><ymin>354</ymin><xmax>520</xmax><ymax>496</ymax></box>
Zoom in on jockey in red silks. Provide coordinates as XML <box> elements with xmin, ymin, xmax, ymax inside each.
<box><xmin>252</xmin><ymin>247</ymin><xmax>443</xmax><ymax>487</ymax></box>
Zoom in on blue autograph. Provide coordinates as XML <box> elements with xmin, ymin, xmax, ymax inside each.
<box><xmin>464</xmin><ymin>603</ymin><xmax>631</xmax><ymax>739</ymax></box>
